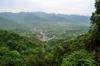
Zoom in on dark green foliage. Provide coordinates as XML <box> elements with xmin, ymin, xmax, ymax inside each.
<box><xmin>61</xmin><ymin>49</ymin><xmax>95</xmax><ymax>66</ymax></box>
<box><xmin>0</xmin><ymin>30</ymin><xmax>35</xmax><ymax>52</ymax></box>
<box><xmin>0</xmin><ymin>1</ymin><xmax>98</xmax><ymax>65</ymax></box>
<box><xmin>87</xmin><ymin>0</ymin><xmax>100</xmax><ymax>63</ymax></box>
<box><xmin>88</xmin><ymin>0</ymin><xmax>100</xmax><ymax>50</ymax></box>
<box><xmin>0</xmin><ymin>29</ymin><xmax>44</xmax><ymax>66</ymax></box>
<box><xmin>0</xmin><ymin>29</ymin><xmax>96</xmax><ymax>66</ymax></box>
<box><xmin>42</xmin><ymin>34</ymin><xmax>96</xmax><ymax>66</ymax></box>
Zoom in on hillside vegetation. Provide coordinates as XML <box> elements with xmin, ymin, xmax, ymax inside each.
<box><xmin>0</xmin><ymin>29</ymin><xmax>95</xmax><ymax>66</ymax></box>
<box><xmin>0</xmin><ymin>0</ymin><xmax>100</xmax><ymax>66</ymax></box>
<box><xmin>0</xmin><ymin>12</ymin><xmax>90</xmax><ymax>39</ymax></box>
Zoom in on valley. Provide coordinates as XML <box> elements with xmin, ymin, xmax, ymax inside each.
<box><xmin>0</xmin><ymin>12</ymin><xmax>90</xmax><ymax>41</ymax></box>
<box><xmin>0</xmin><ymin>0</ymin><xmax>99</xmax><ymax>66</ymax></box>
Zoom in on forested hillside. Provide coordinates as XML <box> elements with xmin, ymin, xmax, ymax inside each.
<box><xmin>0</xmin><ymin>0</ymin><xmax>100</xmax><ymax>66</ymax></box>
<box><xmin>0</xmin><ymin>29</ymin><xmax>95</xmax><ymax>66</ymax></box>
<box><xmin>87</xmin><ymin>0</ymin><xmax>100</xmax><ymax>63</ymax></box>
<box><xmin>0</xmin><ymin>29</ymin><xmax>45</xmax><ymax>66</ymax></box>
<box><xmin>0</xmin><ymin>12</ymin><xmax>90</xmax><ymax>39</ymax></box>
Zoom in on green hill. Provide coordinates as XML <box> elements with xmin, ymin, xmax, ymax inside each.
<box><xmin>0</xmin><ymin>29</ymin><xmax>44</xmax><ymax>66</ymax></box>
<box><xmin>0</xmin><ymin>29</ymin><xmax>96</xmax><ymax>66</ymax></box>
<box><xmin>0</xmin><ymin>0</ymin><xmax>99</xmax><ymax>65</ymax></box>
<box><xmin>0</xmin><ymin>12</ymin><xmax>90</xmax><ymax>39</ymax></box>
<box><xmin>0</xmin><ymin>17</ymin><xmax>22</xmax><ymax>29</ymax></box>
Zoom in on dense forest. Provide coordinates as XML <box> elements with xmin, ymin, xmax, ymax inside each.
<box><xmin>0</xmin><ymin>0</ymin><xmax>100</xmax><ymax>66</ymax></box>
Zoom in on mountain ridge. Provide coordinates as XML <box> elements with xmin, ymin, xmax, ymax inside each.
<box><xmin>0</xmin><ymin>12</ymin><xmax>90</xmax><ymax>38</ymax></box>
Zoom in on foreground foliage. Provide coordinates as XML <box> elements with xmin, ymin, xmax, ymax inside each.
<box><xmin>61</xmin><ymin>49</ymin><xmax>95</xmax><ymax>66</ymax></box>
<box><xmin>0</xmin><ymin>0</ymin><xmax>99</xmax><ymax>65</ymax></box>
<box><xmin>0</xmin><ymin>29</ymin><xmax>95</xmax><ymax>66</ymax></box>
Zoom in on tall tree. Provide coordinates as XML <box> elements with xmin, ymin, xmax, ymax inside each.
<box><xmin>88</xmin><ymin>0</ymin><xmax>100</xmax><ymax>50</ymax></box>
<box><xmin>88</xmin><ymin>0</ymin><xmax>100</xmax><ymax>63</ymax></box>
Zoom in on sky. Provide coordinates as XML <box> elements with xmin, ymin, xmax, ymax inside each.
<box><xmin>0</xmin><ymin>0</ymin><xmax>95</xmax><ymax>15</ymax></box>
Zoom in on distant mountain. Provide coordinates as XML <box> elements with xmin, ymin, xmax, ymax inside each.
<box><xmin>0</xmin><ymin>12</ymin><xmax>90</xmax><ymax>38</ymax></box>
<box><xmin>0</xmin><ymin>12</ymin><xmax>90</xmax><ymax>26</ymax></box>
<box><xmin>0</xmin><ymin>16</ymin><xmax>30</xmax><ymax>35</ymax></box>
<box><xmin>0</xmin><ymin>17</ymin><xmax>22</xmax><ymax>29</ymax></box>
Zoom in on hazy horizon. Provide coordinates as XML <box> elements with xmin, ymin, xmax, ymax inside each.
<box><xmin>0</xmin><ymin>0</ymin><xmax>95</xmax><ymax>16</ymax></box>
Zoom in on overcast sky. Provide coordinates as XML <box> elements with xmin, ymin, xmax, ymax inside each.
<box><xmin>0</xmin><ymin>0</ymin><xmax>95</xmax><ymax>15</ymax></box>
